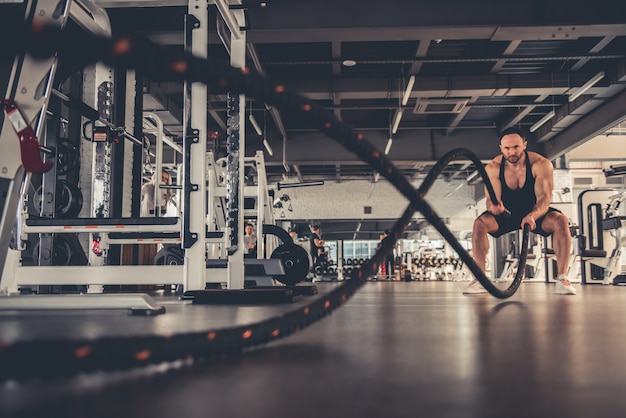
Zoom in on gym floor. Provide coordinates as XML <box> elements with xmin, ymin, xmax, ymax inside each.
<box><xmin>1</xmin><ymin>280</ymin><xmax>626</xmax><ymax>418</ymax></box>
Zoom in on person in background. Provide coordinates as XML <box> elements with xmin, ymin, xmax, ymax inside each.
<box><xmin>309</xmin><ymin>224</ymin><xmax>325</xmax><ymax>267</ymax></box>
<box><xmin>141</xmin><ymin>170</ymin><xmax>172</xmax><ymax>217</ymax></box>
<box><xmin>244</xmin><ymin>223</ymin><xmax>257</xmax><ymax>258</ymax></box>
<box><xmin>378</xmin><ymin>230</ymin><xmax>395</xmax><ymax>279</ymax></box>
<box><xmin>289</xmin><ymin>227</ymin><xmax>297</xmax><ymax>242</ymax></box>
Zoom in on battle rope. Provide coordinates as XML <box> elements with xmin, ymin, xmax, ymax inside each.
<box><xmin>0</xmin><ymin>21</ymin><xmax>528</xmax><ymax>382</ymax></box>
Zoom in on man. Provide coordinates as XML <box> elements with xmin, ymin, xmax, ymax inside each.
<box><xmin>289</xmin><ymin>227</ymin><xmax>298</xmax><ymax>242</ymax></box>
<box><xmin>376</xmin><ymin>230</ymin><xmax>395</xmax><ymax>278</ymax></box>
<box><xmin>244</xmin><ymin>223</ymin><xmax>257</xmax><ymax>258</ymax></box>
<box><xmin>463</xmin><ymin>127</ymin><xmax>576</xmax><ymax>295</ymax></box>
<box><xmin>309</xmin><ymin>224</ymin><xmax>325</xmax><ymax>267</ymax></box>
<box><xmin>140</xmin><ymin>170</ymin><xmax>172</xmax><ymax>217</ymax></box>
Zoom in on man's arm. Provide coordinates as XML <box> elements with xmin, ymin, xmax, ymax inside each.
<box><xmin>483</xmin><ymin>160</ymin><xmax>506</xmax><ymax>214</ymax></box>
<box><xmin>522</xmin><ymin>157</ymin><xmax>553</xmax><ymax>229</ymax></box>
<box><xmin>530</xmin><ymin>158</ymin><xmax>553</xmax><ymax>219</ymax></box>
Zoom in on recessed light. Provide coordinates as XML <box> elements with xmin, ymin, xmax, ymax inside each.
<box><xmin>342</xmin><ymin>59</ymin><xmax>357</xmax><ymax>67</ymax></box>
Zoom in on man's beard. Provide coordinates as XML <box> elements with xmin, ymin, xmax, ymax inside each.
<box><xmin>506</xmin><ymin>154</ymin><xmax>521</xmax><ymax>164</ymax></box>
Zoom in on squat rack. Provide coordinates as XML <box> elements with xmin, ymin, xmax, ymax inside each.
<box><xmin>0</xmin><ymin>0</ymin><xmax>284</xmax><ymax>310</ymax></box>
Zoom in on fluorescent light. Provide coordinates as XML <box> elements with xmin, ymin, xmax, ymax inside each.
<box><xmin>529</xmin><ymin>110</ymin><xmax>555</xmax><ymax>133</ymax></box>
<box><xmin>263</xmin><ymin>138</ymin><xmax>273</xmax><ymax>156</ymax></box>
<box><xmin>445</xmin><ymin>182</ymin><xmax>464</xmax><ymax>197</ymax></box>
<box><xmin>466</xmin><ymin>170</ymin><xmax>479</xmax><ymax>183</ymax></box>
<box><xmin>391</xmin><ymin>109</ymin><xmax>403</xmax><ymax>134</ymax></box>
<box><xmin>248</xmin><ymin>114</ymin><xmax>262</xmax><ymax>136</ymax></box>
<box><xmin>384</xmin><ymin>137</ymin><xmax>393</xmax><ymax>155</ymax></box>
<box><xmin>277</xmin><ymin>180</ymin><xmax>325</xmax><ymax>190</ymax></box>
<box><xmin>568</xmin><ymin>71</ymin><xmax>605</xmax><ymax>102</ymax></box>
<box><xmin>229</xmin><ymin>2</ymin><xmax>267</xmax><ymax>9</ymax></box>
<box><xmin>401</xmin><ymin>75</ymin><xmax>415</xmax><ymax>106</ymax></box>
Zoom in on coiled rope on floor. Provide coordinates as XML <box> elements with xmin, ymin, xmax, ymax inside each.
<box><xmin>0</xmin><ymin>21</ymin><xmax>528</xmax><ymax>382</ymax></box>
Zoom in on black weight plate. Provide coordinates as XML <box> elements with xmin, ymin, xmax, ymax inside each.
<box><xmin>32</xmin><ymin>184</ymin><xmax>44</xmax><ymax>213</ymax></box>
<box><xmin>32</xmin><ymin>235</ymin><xmax>73</xmax><ymax>266</ymax></box>
<box><xmin>57</xmin><ymin>141</ymin><xmax>80</xmax><ymax>175</ymax></box>
<box><xmin>270</xmin><ymin>243</ymin><xmax>310</xmax><ymax>286</ymax></box>
<box><xmin>56</xmin><ymin>180</ymin><xmax>83</xmax><ymax>218</ymax></box>
<box><xmin>155</xmin><ymin>245</ymin><xmax>184</xmax><ymax>265</ymax></box>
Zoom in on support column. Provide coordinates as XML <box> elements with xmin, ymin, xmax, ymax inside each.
<box><xmin>225</xmin><ymin>15</ymin><xmax>247</xmax><ymax>290</ymax></box>
<box><xmin>182</xmin><ymin>0</ymin><xmax>208</xmax><ymax>291</ymax></box>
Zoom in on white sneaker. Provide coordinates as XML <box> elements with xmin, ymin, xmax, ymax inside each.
<box><xmin>555</xmin><ymin>278</ymin><xmax>576</xmax><ymax>295</ymax></box>
<box><xmin>462</xmin><ymin>280</ymin><xmax>487</xmax><ymax>294</ymax></box>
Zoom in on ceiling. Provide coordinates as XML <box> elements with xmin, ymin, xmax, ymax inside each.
<box><xmin>95</xmin><ymin>0</ymin><xmax>626</xmax><ymax>239</ymax></box>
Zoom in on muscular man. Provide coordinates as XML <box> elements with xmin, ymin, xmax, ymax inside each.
<box><xmin>463</xmin><ymin>127</ymin><xmax>576</xmax><ymax>295</ymax></box>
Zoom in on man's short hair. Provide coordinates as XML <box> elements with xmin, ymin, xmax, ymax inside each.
<box><xmin>310</xmin><ymin>223</ymin><xmax>320</xmax><ymax>230</ymax></box>
<box><xmin>499</xmin><ymin>126</ymin><xmax>526</xmax><ymax>142</ymax></box>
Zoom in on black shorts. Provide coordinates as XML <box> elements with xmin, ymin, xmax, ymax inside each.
<box><xmin>481</xmin><ymin>207</ymin><xmax>561</xmax><ymax>238</ymax></box>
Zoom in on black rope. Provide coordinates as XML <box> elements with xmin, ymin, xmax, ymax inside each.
<box><xmin>0</xmin><ymin>21</ymin><xmax>528</xmax><ymax>382</ymax></box>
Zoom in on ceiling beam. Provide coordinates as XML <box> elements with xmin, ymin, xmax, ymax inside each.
<box><xmin>283</xmin><ymin>72</ymin><xmax>580</xmax><ymax>101</ymax></box>
<box><xmin>542</xmin><ymin>87</ymin><xmax>626</xmax><ymax>160</ymax></box>
<box><xmin>259</xmin><ymin>128</ymin><xmax>499</xmax><ymax>166</ymax></box>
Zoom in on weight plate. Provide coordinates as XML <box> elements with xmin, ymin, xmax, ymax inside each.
<box><xmin>57</xmin><ymin>141</ymin><xmax>80</xmax><ymax>175</ymax></box>
<box><xmin>56</xmin><ymin>180</ymin><xmax>83</xmax><ymax>218</ymax></box>
<box><xmin>32</xmin><ymin>184</ymin><xmax>44</xmax><ymax>213</ymax></box>
<box><xmin>32</xmin><ymin>235</ymin><xmax>73</xmax><ymax>266</ymax></box>
<box><xmin>155</xmin><ymin>245</ymin><xmax>184</xmax><ymax>265</ymax></box>
<box><xmin>270</xmin><ymin>243</ymin><xmax>310</xmax><ymax>286</ymax></box>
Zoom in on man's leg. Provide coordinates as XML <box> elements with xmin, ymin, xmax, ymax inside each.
<box><xmin>463</xmin><ymin>213</ymin><xmax>499</xmax><ymax>294</ymax></box>
<box><xmin>539</xmin><ymin>211</ymin><xmax>576</xmax><ymax>295</ymax></box>
<box><xmin>472</xmin><ymin>214</ymin><xmax>500</xmax><ymax>273</ymax></box>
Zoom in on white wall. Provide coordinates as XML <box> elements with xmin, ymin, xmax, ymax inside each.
<box><xmin>567</xmin><ymin>133</ymin><xmax>626</xmax><ymax>162</ymax></box>
<box><xmin>271</xmin><ymin>178</ymin><xmax>477</xmax><ymax>230</ymax></box>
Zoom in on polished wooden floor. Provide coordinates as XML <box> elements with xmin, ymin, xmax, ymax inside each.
<box><xmin>2</xmin><ymin>280</ymin><xmax>626</xmax><ymax>418</ymax></box>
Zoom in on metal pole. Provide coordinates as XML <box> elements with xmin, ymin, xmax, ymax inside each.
<box><xmin>225</xmin><ymin>7</ymin><xmax>247</xmax><ymax>289</ymax></box>
<box><xmin>182</xmin><ymin>0</ymin><xmax>208</xmax><ymax>291</ymax></box>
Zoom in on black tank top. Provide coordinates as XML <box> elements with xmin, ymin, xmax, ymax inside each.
<box><xmin>499</xmin><ymin>151</ymin><xmax>535</xmax><ymax>217</ymax></box>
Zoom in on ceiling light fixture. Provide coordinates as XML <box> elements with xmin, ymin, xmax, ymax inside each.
<box><xmin>248</xmin><ymin>113</ymin><xmax>262</xmax><ymax>136</ymax></box>
<box><xmin>229</xmin><ymin>2</ymin><xmax>267</xmax><ymax>10</ymax></box>
<box><xmin>342</xmin><ymin>59</ymin><xmax>357</xmax><ymax>67</ymax></box>
<box><xmin>391</xmin><ymin>109</ymin><xmax>403</xmax><ymax>134</ymax></box>
<box><xmin>568</xmin><ymin>71</ymin><xmax>605</xmax><ymax>102</ymax></box>
<box><xmin>384</xmin><ymin>137</ymin><xmax>393</xmax><ymax>155</ymax></box>
<box><xmin>466</xmin><ymin>170</ymin><xmax>479</xmax><ymax>183</ymax></box>
<box><xmin>277</xmin><ymin>180</ymin><xmax>325</xmax><ymax>190</ymax></box>
<box><xmin>263</xmin><ymin>138</ymin><xmax>273</xmax><ymax>156</ymax></box>
<box><xmin>401</xmin><ymin>75</ymin><xmax>415</xmax><ymax>106</ymax></box>
<box><xmin>444</xmin><ymin>182</ymin><xmax>464</xmax><ymax>197</ymax></box>
<box><xmin>529</xmin><ymin>110</ymin><xmax>555</xmax><ymax>133</ymax></box>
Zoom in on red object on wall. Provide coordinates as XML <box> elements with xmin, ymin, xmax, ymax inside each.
<box><xmin>1</xmin><ymin>99</ymin><xmax>53</xmax><ymax>173</ymax></box>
